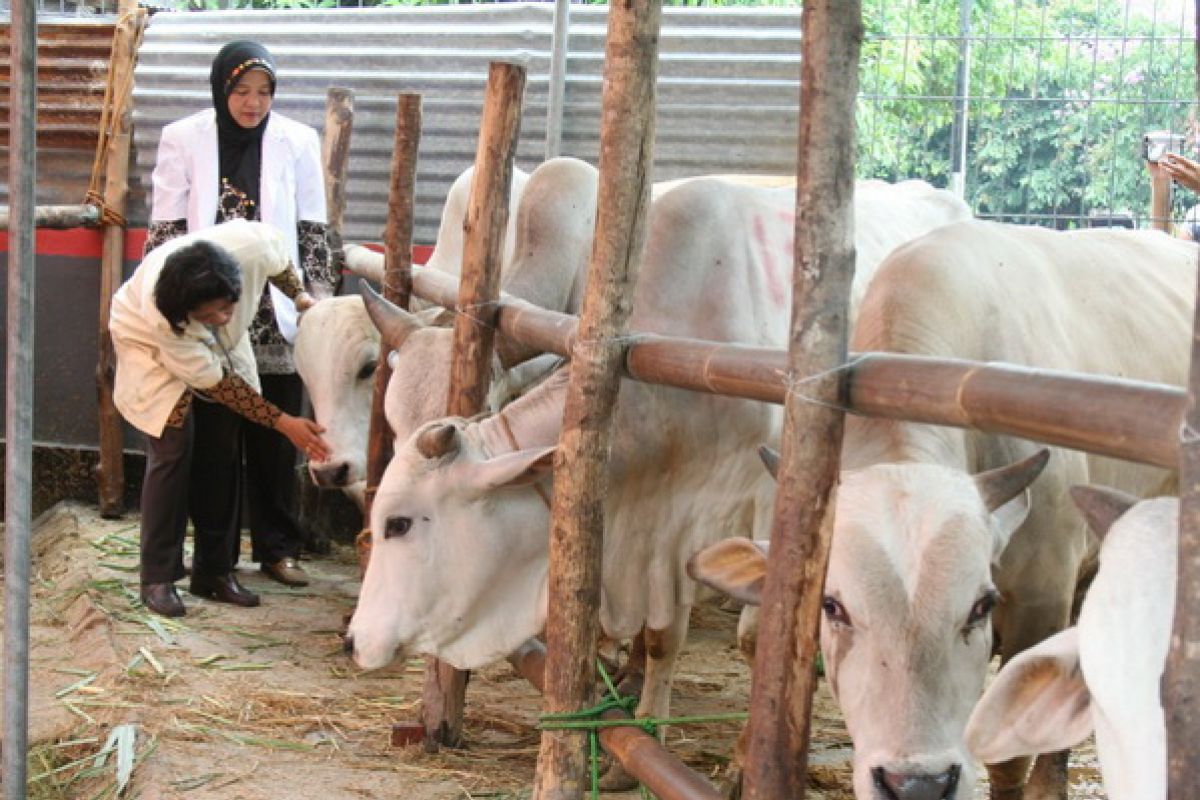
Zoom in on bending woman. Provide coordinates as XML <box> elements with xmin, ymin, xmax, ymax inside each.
<box><xmin>145</xmin><ymin>40</ymin><xmax>337</xmax><ymax>588</ymax></box>
<box><xmin>110</xmin><ymin>220</ymin><xmax>330</xmax><ymax>618</ymax></box>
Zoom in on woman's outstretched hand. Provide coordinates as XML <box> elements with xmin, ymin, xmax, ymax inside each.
<box><xmin>275</xmin><ymin>413</ymin><xmax>330</xmax><ymax>461</ymax></box>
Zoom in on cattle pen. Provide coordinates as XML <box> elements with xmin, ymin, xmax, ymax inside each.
<box><xmin>4</xmin><ymin>1</ymin><xmax>1200</xmax><ymax>800</ymax></box>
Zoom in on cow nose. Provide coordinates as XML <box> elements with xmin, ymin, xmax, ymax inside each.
<box><xmin>872</xmin><ymin>764</ymin><xmax>960</xmax><ymax>800</ymax></box>
<box><xmin>342</xmin><ymin>633</ymin><xmax>354</xmax><ymax>655</ymax></box>
<box><xmin>310</xmin><ymin>461</ymin><xmax>351</xmax><ymax>488</ymax></box>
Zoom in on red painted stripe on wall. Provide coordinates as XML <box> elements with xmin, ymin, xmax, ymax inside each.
<box><xmin>0</xmin><ymin>229</ymin><xmax>434</xmax><ymax>266</ymax></box>
<box><xmin>0</xmin><ymin>227</ymin><xmax>148</xmax><ymax>261</ymax></box>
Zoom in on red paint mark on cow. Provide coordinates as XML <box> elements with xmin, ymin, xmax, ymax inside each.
<box><xmin>754</xmin><ymin>214</ymin><xmax>788</xmax><ymax>310</ymax></box>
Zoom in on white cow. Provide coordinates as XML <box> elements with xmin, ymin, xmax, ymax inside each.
<box><xmin>345</xmin><ymin>178</ymin><xmax>971</xmax><ymax>740</ymax></box>
<box><xmin>966</xmin><ymin>486</ymin><xmax>1176</xmax><ymax>800</ymax></box>
<box><xmin>296</xmin><ymin>158</ymin><xmax>804</xmax><ymax>505</ymax></box>
<box><xmin>689</xmin><ymin>221</ymin><xmax>1195</xmax><ymax>799</ymax></box>
<box><xmin>295</xmin><ymin>160</ymin><xmax>562</xmax><ymax>505</ymax></box>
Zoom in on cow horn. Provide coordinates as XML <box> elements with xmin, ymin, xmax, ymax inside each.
<box><xmin>360</xmin><ymin>282</ymin><xmax>425</xmax><ymax>352</ymax></box>
<box><xmin>1069</xmin><ymin>484</ymin><xmax>1138</xmax><ymax>540</ymax></box>
<box><xmin>416</xmin><ymin>423</ymin><xmax>459</xmax><ymax>460</ymax></box>
<box><xmin>758</xmin><ymin>444</ymin><xmax>780</xmax><ymax>480</ymax></box>
<box><xmin>974</xmin><ymin>449</ymin><xmax>1051</xmax><ymax>512</ymax></box>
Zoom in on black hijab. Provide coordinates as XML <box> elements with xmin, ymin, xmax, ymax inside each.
<box><xmin>209</xmin><ymin>40</ymin><xmax>277</xmax><ymax>221</ymax></box>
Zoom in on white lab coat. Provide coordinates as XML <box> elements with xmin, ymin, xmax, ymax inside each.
<box><xmin>148</xmin><ymin>109</ymin><xmax>326</xmax><ymax>343</ymax></box>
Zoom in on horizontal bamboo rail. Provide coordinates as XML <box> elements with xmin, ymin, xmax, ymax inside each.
<box><xmin>397</xmin><ymin>262</ymin><xmax>1185</xmax><ymax>469</ymax></box>
<box><xmin>0</xmin><ymin>204</ymin><xmax>100</xmax><ymax>229</ymax></box>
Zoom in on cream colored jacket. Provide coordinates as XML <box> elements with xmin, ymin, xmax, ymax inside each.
<box><xmin>110</xmin><ymin>220</ymin><xmax>289</xmax><ymax>437</ymax></box>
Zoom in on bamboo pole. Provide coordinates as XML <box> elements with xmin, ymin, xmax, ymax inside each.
<box><xmin>95</xmin><ymin>0</ymin><xmax>147</xmax><ymax>518</ymax></box>
<box><xmin>0</xmin><ymin>204</ymin><xmax>100</xmax><ymax>229</ymax></box>
<box><xmin>396</xmin><ymin>263</ymin><xmax>1187</xmax><ymax>469</ymax></box>
<box><xmin>531</xmin><ymin>1</ymin><xmax>661</xmax><ymax>796</ymax></box>
<box><xmin>740</xmin><ymin>4</ymin><xmax>862</xmax><ymax>797</ymax></box>
<box><xmin>509</xmin><ymin>641</ymin><xmax>722</xmax><ymax>800</ymax></box>
<box><xmin>422</xmin><ymin>62</ymin><xmax>525</xmax><ymax>752</ymax></box>
<box><xmin>322</xmin><ymin>87</ymin><xmax>354</xmax><ymax>298</ymax></box>
<box><xmin>361</xmin><ymin>94</ymin><xmax>420</xmax><ymax>573</ymax></box>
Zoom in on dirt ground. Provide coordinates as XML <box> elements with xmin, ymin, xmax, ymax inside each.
<box><xmin>3</xmin><ymin>502</ymin><xmax>1105</xmax><ymax>799</ymax></box>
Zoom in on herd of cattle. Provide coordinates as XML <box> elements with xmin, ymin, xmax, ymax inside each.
<box><xmin>290</xmin><ymin>156</ymin><xmax>1192</xmax><ymax>800</ymax></box>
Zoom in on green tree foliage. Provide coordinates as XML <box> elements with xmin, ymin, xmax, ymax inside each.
<box><xmin>861</xmin><ymin>0</ymin><xmax>1194</xmax><ymax>226</ymax></box>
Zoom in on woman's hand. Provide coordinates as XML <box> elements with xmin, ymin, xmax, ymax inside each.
<box><xmin>275</xmin><ymin>413</ymin><xmax>330</xmax><ymax>461</ymax></box>
<box><xmin>294</xmin><ymin>291</ymin><xmax>318</xmax><ymax>313</ymax></box>
<box><xmin>1160</xmin><ymin>153</ymin><xmax>1200</xmax><ymax>193</ymax></box>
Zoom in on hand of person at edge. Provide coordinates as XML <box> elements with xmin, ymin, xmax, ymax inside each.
<box><xmin>275</xmin><ymin>413</ymin><xmax>330</xmax><ymax>462</ymax></box>
<box><xmin>1160</xmin><ymin>153</ymin><xmax>1200</xmax><ymax>193</ymax></box>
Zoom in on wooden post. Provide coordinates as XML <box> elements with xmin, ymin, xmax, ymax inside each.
<box><xmin>530</xmin><ymin>1</ymin><xmax>661</xmax><ymax>797</ymax></box>
<box><xmin>322</xmin><ymin>87</ymin><xmax>354</xmax><ymax>298</ymax></box>
<box><xmin>740</xmin><ymin>3</ymin><xmax>862</xmax><ymax>799</ymax></box>
<box><xmin>1150</xmin><ymin>159</ymin><xmax>1173</xmax><ymax>233</ymax></box>
<box><xmin>360</xmin><ymin>94</ymin><xmax>421</xmax><ymax>572</ymax></box>
<box><xmin>1165</xmin><ymin>249</ymin><xmax>1200</xmax><ymax>795</ymax></box>
<box><xmin>95</xmin><ymin>0</ymin><xmax>147</xmax><ymax>518</ymax></box>
<box><xmin>422</xmin><ymin>62</ymin><xmax>525</xmax><ymax>751</ymax></box>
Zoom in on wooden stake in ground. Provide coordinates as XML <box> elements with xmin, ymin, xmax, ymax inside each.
<box><xmin>361</xmin><ymin>93</ymin><xmax>420</xmax><ymax>571</ymax></box>
<box><xmin>95</xmin><ymin>0</ymin><xmax>147</xmax><ymax>518</ymax></box>
<box><xmin>423</xmin><ymin>62</ymin><xmax>525</xmax><ymax>751</ymax></box>
<box><xmin>530</xmin><ymin>1</ymin><xmax>661</xmax><ymax>797</ymax></box>
<box><xmin>322</xmin><ymin>87</ymin><xmax>354</xmax><ymax>297</ymax></box>
<box><xmin>1165</xmin><ymin>239</ymin><xmax>1200</xmax><ymax>795</ymax></box>
<box><xmin>740</xmin><ymin>3</ymin><xmax>862</xmax><ymax>799</ymax></box>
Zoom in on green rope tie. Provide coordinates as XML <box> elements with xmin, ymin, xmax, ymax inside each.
<box><xmin>537</xmin><ymin>659</ymin><xmax>749</xmax><ymax>800</ymax></box>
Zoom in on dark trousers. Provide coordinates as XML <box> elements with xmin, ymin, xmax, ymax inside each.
<box><xmin>140</xmin><ymin>397</ymin><xmax>242</xmax><ymax>584</ymax></box>
<box><xmin>241</xmin><ymin>372</ymin><xmax>306</xmax><ymax>564</ymax></box>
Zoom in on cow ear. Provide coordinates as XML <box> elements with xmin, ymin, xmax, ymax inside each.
<box><xmin>965</xmin><ymin>627</ymin><xmax>1092</xmax><ymax>765</ymax></box>
<box><xmin>469</xmin><ymin>446</ymin><xmax>557</xmax><ymax>493</ymax></box>
<box><xmin>687</xmin><ymin>538</ymin><xmax>770</xmax><ymax>606</ymax></box>
<box><xmin>1069</xmin><ymin>484</ymin><xmax>1138</xmax><ymax>541</ymax></box>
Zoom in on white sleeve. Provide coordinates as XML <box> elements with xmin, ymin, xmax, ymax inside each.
<box><xmin>294</xmin><ymin>125</ymin><xmax>328</xmax><ymax>224</ymax></box>
<box><xmin>149</xmin><ymin>124</ymin><xmax>192</xmax><ymax>223</ymax></box>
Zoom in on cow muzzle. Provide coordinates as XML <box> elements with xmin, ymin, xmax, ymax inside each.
<box><xmin>871</xmin><ymin>764</ymin><xmax>961</xmax><ymax>800</ymax></box>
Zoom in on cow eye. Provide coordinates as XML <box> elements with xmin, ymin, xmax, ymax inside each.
<box><xmin>357</xmin><ymin>360</ymin><xmax>377</xmax><ymax>382</ymax></box>
<box><xmin>384</xmin><ymin>516</ymin><xmax>412</xmax><ymax>539</ymax></box>
<box><xmin>966</xmin><ymin>590</ymin><xmax>998</xmax><ymax>627</ymax></box>
<box><xmin>821</xmin><ymin>595</ymin><xmax>852</xmax><ymax>627</ymax></box>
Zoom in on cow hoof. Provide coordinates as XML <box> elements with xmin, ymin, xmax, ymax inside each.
<box><xmin>718</xmin><ymin>766</ymin><xmax>744</xmax><ymax>800</ymax></box>
<box><xmin>598</xmin><ymin>762</ymin><xmax>639</xmax><ymax>793</ymax></box>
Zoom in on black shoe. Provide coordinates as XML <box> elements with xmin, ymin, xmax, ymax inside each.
<box><xmin>261</xmin><ymin>557</ymin><xmax>310</xmax><ymax>587</ymax></box>
<box><xmin>189</xmin><ymin>572</ymin><xmax>260</xmax><ymax>607</ymax></box>
<box><xmin>141</xmin><ymin>582</ymin><xmax>186</xmax><ymax>618</ymax></box>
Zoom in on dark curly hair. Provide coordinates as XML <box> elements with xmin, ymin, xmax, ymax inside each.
<box><xmin>154</xmin><ymin>240</ymin><xmax>242</xmax><ymax>335</ymax></box>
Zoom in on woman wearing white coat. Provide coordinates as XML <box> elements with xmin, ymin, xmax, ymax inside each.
<box><xmin>146</xmin><ymin>40</ymin><xmax>337</xmax><ymax>589</ymax></box>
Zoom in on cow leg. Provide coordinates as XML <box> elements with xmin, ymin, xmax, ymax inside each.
<box><xmin>599</xmin><ymin>610</ymin><xmax>691</xmax><ymax>792</ymax></box>
<box><xmin>1024</xmin><ymin>750</ymin><xmax>1069</xmax><ymax>800</ymax></box>
<box><xmin>986</xmin><ymin>758</ymin><xmax>1031</xmax><ymax>800</ymax></box>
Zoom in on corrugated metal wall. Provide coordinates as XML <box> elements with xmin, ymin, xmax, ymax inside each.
<box><xmin>128</xmin><ymin>5</ymin><xmax>801</xmax><ymax>245</ymax></box>
<box><xmin>0</xmin><ymin>19</ymin><xmax>113</xmax><ymax>206</ymax></box>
